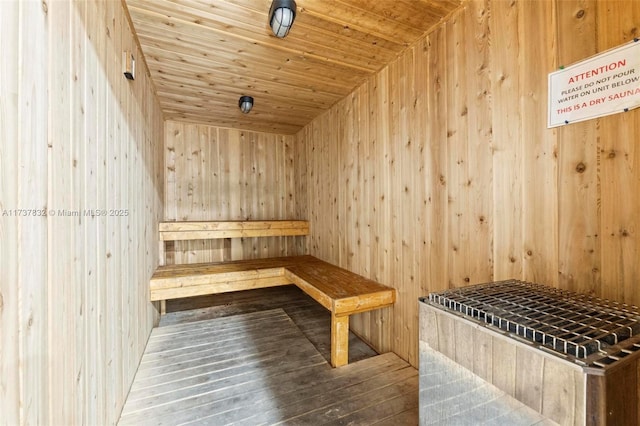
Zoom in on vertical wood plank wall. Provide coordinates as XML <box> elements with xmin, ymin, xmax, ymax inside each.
<box><xmin>164</xmin><ymin>121</ymin><xmax>304</xmax><ymax>263</ymax></box>
<box><xmin>0</xmin><ymin>0</ymin><xmax>164</xmax><ymax>424</ymax></box>
<box><xmin>296</xmin><ymin>0</ymin><xmax>640</xmax><ymax>367</ymax></box>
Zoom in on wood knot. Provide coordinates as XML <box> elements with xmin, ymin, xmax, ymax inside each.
<box><xmin>509</xmin><ymin>256</ymin><xmax>516</xmax><ymax>263</ymax></box>
<box><xmin>575</xmin><ymin>162</ymin><xmax>586</xmax><ymax>173</ymax></box>
<box><xmin>464</xmin><ymin>277</ymin><xmax>470</xmax><ymax>283</ymax></box>
<box><xmin>576</xmin><ymin>9</ymin><xmax>585</xmax><ymax>19</ymax></box>
<box><xmin>527</xmin><ymin>250</ymin><xmax>533</xmax><ymax>256</ymax></box>
<box><xmin>41</xmin><ymin>0</ymin><xmax>48</xmax><ymax>13</ymax></box>
<box><xmin>608</xmin><ymin>150</ymin><xmax>616</xmax><ymax>158</ymax></box>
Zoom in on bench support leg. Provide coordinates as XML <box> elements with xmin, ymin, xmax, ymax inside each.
<box><xmin>331</xmin><ymin>313</ymin><xmax>349</xmax><ymax>367</ymax></box>
<box><xmin>160</xmin><ymin>300</ymin><xmax>166</xmax><ymax>316</ymax></box>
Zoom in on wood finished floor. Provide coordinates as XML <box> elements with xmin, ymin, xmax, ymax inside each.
<box><xmin>162</xmin><ymin>285</ymin><xmax>379</xmax><ymax>365</ymax></box>
<box><xmin>119</xmin><ymin>287</ymin><xmax>418</xmax><ymax>425</ymax></box>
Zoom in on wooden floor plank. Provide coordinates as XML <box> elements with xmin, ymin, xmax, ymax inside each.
<box><xmin>123</xmin><ymin>342</ymin><xmax>325</xmax><ymax>412</ymax></box>
<box><xmin>372</xmin><ymin>407</ymin><xmax>420</xmax><ymax>425</ymax></box>
<box><xmin>123</xmin><ymin>364</ymin><xmax>334</xmax><ymax>426</ymax></box>
<box><xmin>152</xmin><ymin>309</ymin><xmax>287</xmax><ymax>336</ymax></box>
<box><xmin>149</xmin><ymin>310</ymin><xmax>289</xmax><ymax>343</ymax></box>
<box><xmin>328</xmin><ymin>381</ymin><xmax>420</xmax><ymax>426</ymax></box>
<box><xmin>131</xmin><ymin>334</ymin><xmax>318</xmax><ymax>388</ymax></box>
<box><xmin>135</xmin><ymin>329</ymin><xmax>305</xmax><ymax>376</ymax></box>
<box><xmin>119</xmin><ymin>292</ymin><xmax>418</xmax><ymax>426</ymax></box>
<box><xmin>259</xmin><ymin>366</ymin><xmax>418</xmax><ymax>425</ymax></box>
<box><xmin>144</xmin><ymin>324</ymin><xmax>295</xmax><ymax>356</ymax></box>
<box><xmin>137</xmin><ymin>328</ymin><xmax>303</xmax><ymax>371</ymax></box>
<box><xmin>163</xmin><ymin>286</ymin><xmax>379</xmax><ymax>364</ymax></box>
<box><xmin>195</xmin><ymin>355</ymin><xmax>412</xmax><ymax>425</ymax></box>
<box><xmin>144</xmin><ymin>314</ymin><xmax>299</xmax><ymax>353</ymax></box>
<box><xmin>123</xmin><ymin>310</ymin><xmax>322</xmax><ymax>403</ymax></box>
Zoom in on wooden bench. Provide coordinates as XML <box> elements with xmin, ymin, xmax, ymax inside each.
<box><xmin>153</xmin><ymin>221</ymin><xmax>396</xmax><ymax>367</ymax></box>
<box><xmin>159</xmin><ymin>220</ymin><xmax>310</xmax><ymax>241</ymax></box>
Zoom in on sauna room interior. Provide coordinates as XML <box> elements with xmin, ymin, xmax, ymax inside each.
<box><xmin>2</xmin><ymin>0</ymin><xmax>640</xmax><ymax>425</ymax></box>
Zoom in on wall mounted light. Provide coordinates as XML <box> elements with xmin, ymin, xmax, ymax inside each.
<box><xmin>239</xmin><ymin>96</ymin><xmax>254</xmax><ymax>114</ymax></box>
<box><xmin>123</xmin><ymin>51</ymin><xmax>135</xmax><ymax>80</ymax></box>
<box><xmin>269</xmin><ymin>0</ymin><xmax>297</xmax><ymax>38</ymax></box>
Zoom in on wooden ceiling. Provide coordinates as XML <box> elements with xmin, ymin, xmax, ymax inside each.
<box><xmin>125</xmin><ymin>0</ymin><xmax>462</xmax><ymax>134</ymax></box>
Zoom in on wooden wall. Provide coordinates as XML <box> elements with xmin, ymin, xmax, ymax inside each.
<box><xmin>295</xmin><ymin>0</ymin><xmax>640</xmax><ymax>367</ymax></box>
<box><xmin>0</xmin><ymin>0</ymin><xmax>164</xmax><ymax>424</ymax></box>
<box><xmin>164</xmin><ymin>121</ymin><xmax>304</xmax><ymax>263</ymax></box>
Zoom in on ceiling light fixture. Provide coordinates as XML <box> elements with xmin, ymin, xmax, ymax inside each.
<box><xmin>239</xmin><ymin>95</ymin><xmax>254</xmax><ymax>114</ymax></box>
<box><xmin>269</xmin><ymin>0</ymin><xmax>297</xmax><ymax>38</ymax></box>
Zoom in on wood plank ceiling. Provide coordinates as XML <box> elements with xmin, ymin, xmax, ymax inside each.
<box><xmin>125</xmin><ymin>0</ymin><xmax>462</xmax><ymax>134</ymax></box>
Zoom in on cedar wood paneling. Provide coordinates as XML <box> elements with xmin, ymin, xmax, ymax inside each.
<box><xmin>162</xmin><ymin>0</ymin><xmax>640</xmax><ymax>369</ymax></box>
<box><xmin>5</xmin><ymin>3</ymin><xmax>633</xmax><ymax>422</ymax></box>
<box><xmin>0</xmin><ymin>0</ymin><xmax>164</xmax><ymax>423</ymax></box>
<box><xmin>297</xmin><ymin>0</ymin><xmax>640</xmax><ymax>366</ymax></box>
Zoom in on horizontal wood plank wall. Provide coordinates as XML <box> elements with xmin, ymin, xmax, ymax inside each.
<box><xmin>295</xmin><ymin>0</ymin><xmax>640</xmax><ymax>367</ymax></box>
<box><xmin>164</xmin><ymin>121</ymin><xmax>305</xmax><ymax>263</ymax></box>
<box><xmin>0</xmin><ymin>0</ymin><xmax>164</xmax><ymax>424</ymax></box>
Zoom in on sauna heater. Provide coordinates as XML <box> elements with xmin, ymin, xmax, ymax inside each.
<box><xmin>419</xmin><ymin>280</ymin><xmax>640</xmax><ymax>426</ymax></box>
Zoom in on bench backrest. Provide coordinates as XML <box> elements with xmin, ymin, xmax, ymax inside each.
<box><xmin>159</xmin><ymin>220</ymin><xmax>310</xmax><ymax>241</ymax></box>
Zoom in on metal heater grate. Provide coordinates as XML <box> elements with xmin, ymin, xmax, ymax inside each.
<box><xmin>427</xmin><ymin>280</ymin><xmax>640</xmax><ymax>368</ymax></box>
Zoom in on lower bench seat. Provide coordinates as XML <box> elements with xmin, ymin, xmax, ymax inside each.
<box><xmin>150</xmin><ymin>255</ymin><xmax>396</xmax><ymax>367</ymax></box>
